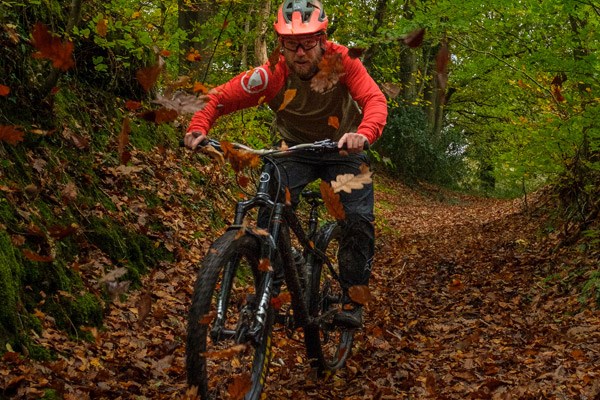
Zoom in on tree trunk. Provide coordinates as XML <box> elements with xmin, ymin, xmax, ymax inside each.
<box><xmin>177</xmin><ymin>0</ymin><xmax>217</xmax><ymax>77</ymax></box>
<box><xmin>254</xmin><ymin>0</ymin><xmax>271</xmax><ymax>65</ymax></box>
<box><xmin>362</xmin><ymin>0</ymin><xmax>388</xmax><ymax>69</ymax></box>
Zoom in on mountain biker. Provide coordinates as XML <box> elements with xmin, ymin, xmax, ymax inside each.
<box><xmin>184</xmin><ymin>0</ymin><xmax>388</xmax><ymax>328</ymax></box>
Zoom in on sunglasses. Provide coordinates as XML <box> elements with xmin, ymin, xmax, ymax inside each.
<box><xmin>281</xmin><ymin>35</ymin><xmax>323</xmax><ymax>52</ymax></box>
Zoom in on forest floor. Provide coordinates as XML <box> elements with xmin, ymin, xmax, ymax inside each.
<box><xmin>2</xmin><ymin>170</ymin><xmax>600</xmax><ymax>399</ymax></box>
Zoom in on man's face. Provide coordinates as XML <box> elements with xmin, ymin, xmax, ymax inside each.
<box><xmin>280</xmin><ymin>34</ymin><xmax>324</xmax><ymax>80</ymax></box>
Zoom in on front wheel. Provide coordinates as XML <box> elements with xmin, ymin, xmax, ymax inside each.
<box><xmin>186</xmin><ymin>230</ymin><xmax>274</xmax><ymax>400</ymax></box>
<box><xmin>304</xmin><ymin>223</ymin><xmax>354</xmax><ymax>374</ymax></box>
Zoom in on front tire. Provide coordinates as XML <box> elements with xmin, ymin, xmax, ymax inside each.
<box><xmin>186</xmin><ymin>230</ymin><xmax>274</xmax><ymax>400</ymax></box>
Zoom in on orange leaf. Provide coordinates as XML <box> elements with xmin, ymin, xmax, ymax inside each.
<box><xmin>278</xmin><ymin>89</ymin><xmax>297</xmax><ymax>111</ymax></box>
<box><xmin>31</xmin><ymin>23</ymin><xmax>75</xmax><ymax>71</ymax></box>
<box><xmin>199</xmin><ymin>311</ymin><xmax>216</xmax><ymax>325</ymax></box>
<box><xmin>0</xmin><ymin>125</ymin><xmax>24</xmax><ymax>145</ymax></box>
<box><xmin>136</xmin><ymin>64</ymin><xmax>162</xmax><ymax>92</ymax></box>
<box><xmin>271</xmin><ymin>292</ymin><xmax>291</xmax><ymax>310</ymax></box>
<box><xmin>96</xmin><ymin>19</ymin><xmax>108</xmax><ymax>37</ymax></box>
<box><xmin>125</xmin><ymin>100</ymin><xmax>142</xmax><ymax>111</ymax></box>
<box><xmin>435</xmin><ymin>41</ymin><xmax>450</xmax><ymax>90</ymax></box>
<box><xmin>22</xmin><ymin>249</ymin><xmax>54</xmax><ymax>262</ymax></box>
<box><xmin>193</xmin><ymin>81</ymin><xmax>209</xmax><ymax>94</ymax></box>
<box><xmin>186</xmin><ymin>50</ymin><xmax>202</xmax><ymax>62</ymax></box>
<box><xmin>220</xmin><ymin>141</ymin><xmax>261</xmax><ymax>172</ymax></box>
<box><xmin>204</xmin><ymin>344</ymin><xmax>247</xmax><ymax>360</ymax></box>
<box><xmin>284</xmin><ymin>187</ymin><xmax>292</xmax><ymax>206</ymax></box>
<box><xmin>154</xmin><ymin>107</ymin><xmax>178</xmax><ymax>124</ymax></box>
<box><xmin>228</xmin><ymin>374</ymin><xmax>252</xmax><ymax>400</ymax></box>
<box><xmin>319</xmin><ymin>181</ymin><xmax>345</xmax><ymax>220</ymax></box>
<box><xmin>258</xmin><ymin>258</ymin><xmax>271</xmax><ymax>272</ymax></box>
<box><xmin>328</xmin><ymin>116</ymin><xmax>340</xmax><ymax>129</ymax></box>
<box><xmin>268</xmin><ymin>44</ymin><xmax>282</xmax><ymax>73</ymax></box>
<box><xmin>311</xmin><ymin>50</ymin><xmax>345</xmax><ymax>93</ymax></box>
<box><xmin>348</xmin><ymin>285</ymin><xmax>373</xmax><ymax>305</ymax></box>
<box><xmin>238</xmin><ymin>175</ymin><xmax>250</xmax><ymax>188</ymax></box>
<box><xmin>118</xmin><ymin>118</ymin><xmax>131</xmax><ymax>165</ymax></box>
<box><xmin>0</xmin><ymin>85</ymin><xmax>10</xmax><ymax>96</ymax></box>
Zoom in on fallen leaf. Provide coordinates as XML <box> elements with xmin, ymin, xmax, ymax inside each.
<box><xmin>118</xmin><ymin>117</ymin><xmax>131</xmax><ymax>165</ymax></box>
<box><xmin>348</xmin><ymin>285</ymin><xmax>374</xmax><ymax>305</ymax></box>
<box><xmin>0</xmin><ymin>125</ymin><xmax>24</xmax><ymax>145</ymax></box>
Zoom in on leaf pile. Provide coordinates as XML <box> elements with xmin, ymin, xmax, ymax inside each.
<box><xmin>1</xmin><ymin>160</ymin><xmax>599</xmax><ymax>399</ymax></box>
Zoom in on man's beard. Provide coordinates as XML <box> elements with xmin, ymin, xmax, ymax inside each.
<box><xmin>286</xmin><ymin>52</ymin><xmax>322</xmax><ymax>80</ymax></box>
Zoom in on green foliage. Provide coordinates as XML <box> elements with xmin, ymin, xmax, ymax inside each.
<box><xmin>376</xmin><ymin>105</ymin><xmax>467</xmax><ymax>185</ymax></box>
<box><xmin>0</xmin><ymin>230</ymin><xmax>22</xmax><ymax>341</ymax></box>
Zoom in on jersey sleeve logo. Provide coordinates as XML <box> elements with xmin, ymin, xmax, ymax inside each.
<box><xmin>241</xmin><ymin>67</ymin><xmax>269</xmax><ymax>94</ymax></box>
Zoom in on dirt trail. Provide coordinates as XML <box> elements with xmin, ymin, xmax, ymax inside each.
<box><xmin>2</xmin><ymin>175</ymin><xmax>599</xmax><ymax>399</ymax></box>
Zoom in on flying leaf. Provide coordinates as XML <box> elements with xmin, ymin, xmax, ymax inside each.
<box><xmin>436</xmin><ymin>41</ymin><xmax>450</xmax><ymax>90</ymax></box>
<box><xmin>0</xmin><ymin>125</ymin><xmax>24</xmax><ymax>145</ymax></box>
<box><xmin>268</xmin><ymin>44</ymin><xmax>282</xmax><ymax>73</ymax></box>
<box><xmin>381</xmin><ymin>82</ymin><xmax>401</xmax><ymax>99</ymax></box>
<box><xmin>328</xmin><ymin>116</ymin><xmax>340</xmax><ymax>129</ymax></box>
<box><xmin>136</xmin><ymin>64</ymin><xmax>162</xmax><ymax>92</ymax></box>
<box><xmin>31</xmin><ymin>23</ymin><xmax>75</xmax><ymax>71</ymax></box>
<box><xmin>319</xmin><ymin>181</ymin><xmax>345</xmax><ymax>220</ymax></box>
<box><xmin>118</xmin><ymin>117</ymin><xmax>131</xmax><ymax>165</ymax></box>
<box><xmin>152</xmin><ymin>91</ymin><xmax>207</xmax><ymax>114</ymax></box>
<box><xmin>348</xmin><ymin>47</ymin><xmax>366</xmax><ymax>59</ymax></box>
<box><xmin>271</xmin><ymin>292</ymin><xmax>291</xmax><ymax>310</ymax></box>
<box><xmin>125</xmin><ymin>100</ymin><xmax>142</xmax><ymax>111</ymax></box>
<box><xmin>96</xmin><ymin>19</ymin><xmax>108</xmax><ymax>37</ymax></box>
<box><xmin>258</xmin><ymin>258</ymin><xmax>271</xmax><ymax>272</ymax></box>
<box><xmin>278</xmin><ymin>89</ymin><xmax>297</xmax><ymax>111</ymax></box>
<box><xmin>204</xmin><ymin>344</ymin><xmax>247</xmax><ymax>360</ymax></box>
<box><xmin>403</xmin><ymin>28</ymin><xmax>425</xmax><ymax>48</ymax></box>
<box><xmin>552</xmin><ymin>86</ymin><xmax>565</xmax><ymax>102</ymax></box>
<box><xmin>221</xmin><ymin>141</ymin><xmax>261</xmax><ymax>172</ymax></box>
<box><xmin>0</xmin><ymin>85</ymin><xmax>10</xmax><ymax>96</ymax></box>
<box><xmin>311</xmin><ymin>50</ymin><xmax>345</xmax><ymax>93</ymax></box>
<box><xmin>193</xmin><ymin>81</ymin><xmax>209</xmax><ymax>94</ymax></box>
<box><xmin>284</xmin><ymin>187</ymin><xmax>292</xmax><ymax>206</ymax></box>
<box><xmin>330</xmin><ymin>164</ymin><xmax>373</xmax><ymax>193</ymax></box>
<box><xmin>348</xmin><ymin>285</ymin><xmax>374</xmax><ymax>305</ymax></box>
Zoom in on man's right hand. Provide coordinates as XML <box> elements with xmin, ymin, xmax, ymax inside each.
<box><xmin>184</xmin><ymin>131</ymin><xmax>207</xmax><ymax>149</ymax></box>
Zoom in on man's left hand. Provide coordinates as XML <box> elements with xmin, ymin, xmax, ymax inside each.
<box><xmin>338</xmin><ymin>133</ymin><xmax>369</xmax><ymax>153</ymax></box>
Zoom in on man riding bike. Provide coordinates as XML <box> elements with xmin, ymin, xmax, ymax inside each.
<box><xmin>184</xmin><ymin>0</ymin><xmax>388</xmax><ymax>328</ymax></box>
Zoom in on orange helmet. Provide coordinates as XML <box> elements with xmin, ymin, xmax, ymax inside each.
<box><xmin>274</xmin><ymin>0</ymin><xmax>328</xmax><ymax>36</ymax></box>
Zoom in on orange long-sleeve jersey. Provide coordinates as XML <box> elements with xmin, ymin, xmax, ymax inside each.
<box><xmin>187</xmin><ymin>41</ymin><xmax>388</xmax><ymax>144</ymax></box>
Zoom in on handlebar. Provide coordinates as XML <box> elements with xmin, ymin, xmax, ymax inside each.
<box><xmin>180</xmin><ymin>138</ymin><xmax>369</xmax><ymax>156</ymax></box>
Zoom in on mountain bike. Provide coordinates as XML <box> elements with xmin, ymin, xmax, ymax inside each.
<box><xmin>185</xmin><ymin>139</ymin><xmax>357</xmax><ymax>399</ymax></box>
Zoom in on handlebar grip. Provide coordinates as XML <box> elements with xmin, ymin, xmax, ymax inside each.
<box><xmin>179</xmin><ymin>138</ymin><xmax>210</xmax><ymax>148</ymax></box>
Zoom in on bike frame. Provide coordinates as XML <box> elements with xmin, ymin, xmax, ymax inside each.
<box><xmin>212</xmin><ymin>156</ymin><xmax>325</xmax><ymax>346</ymax></box>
